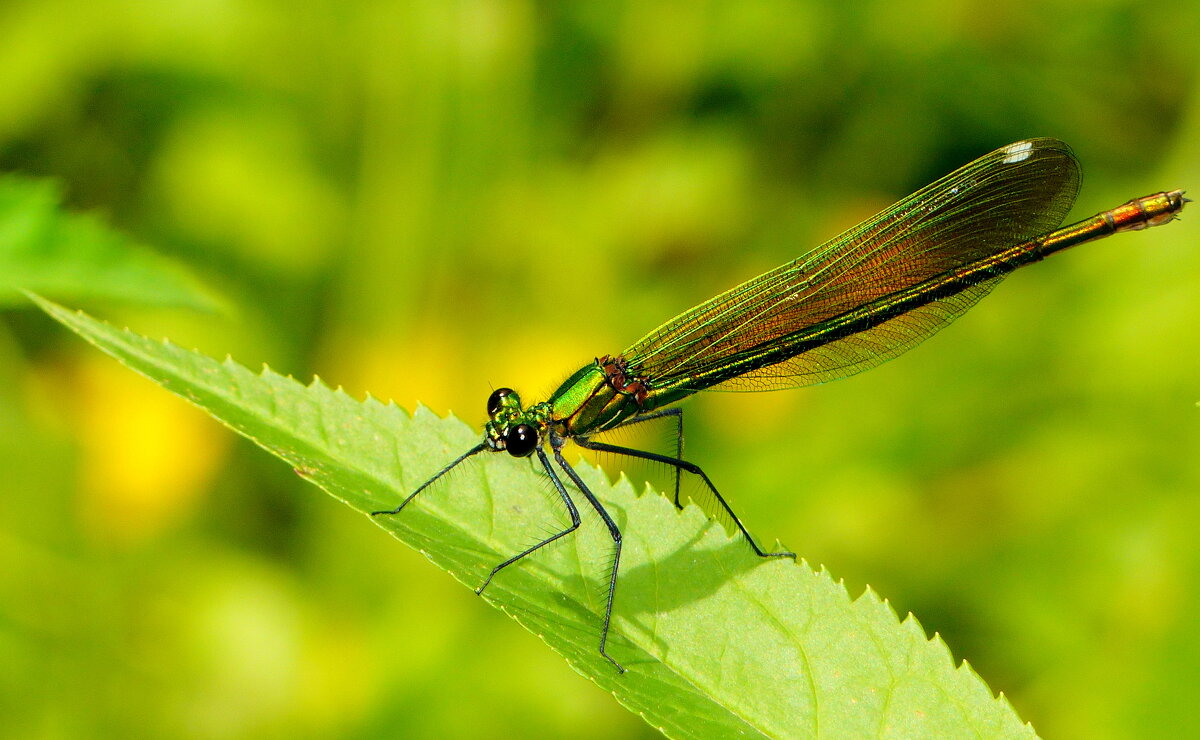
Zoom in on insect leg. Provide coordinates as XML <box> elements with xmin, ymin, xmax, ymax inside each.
<box><xmin>575</xmin><ymin>439</ymin><xmax>795</xmax><ymax>560</ymax></box>
<box><xmin>371</xmin><ymin>442</ymin><xmax>487</xmax><ymax>516</ymax></box>
<box><xmin>553</xmin><ymin>447</ymin><xmax>626</xmax><ymax>674</ymax></box>
<box><xmin>606</xmin><ymin>408</ymin><xmax>685</xmax><ymax>509</ymax></box>
<box><xmin>476</xmin><ymin>446</ymin><xmax>583</xmax><ymax>594</ymax></box>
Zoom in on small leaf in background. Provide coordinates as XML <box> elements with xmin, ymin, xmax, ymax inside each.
<box><xmin>35</xmin><ymin>294</ymin><xmax>1039</xmax><ymax>740</ymax></box>
<box><xmin>0</xmin><ymin>176</ymin><xmax>220</xmax><ymax>311</ymax></box>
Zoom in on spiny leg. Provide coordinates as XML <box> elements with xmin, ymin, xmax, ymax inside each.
<box><xmin>371</xmin><ymin>442</ymin><xmax>487</xmax><ymax>517</ymax></box>
<box><xmin>608</xmin><ymin>408</ymin><xmax>685</xmax><ymax>509</ymax></box>
<box><xmin>576</xmin><ymin>439</ymin><xmax>795</xmax><ymax>560</ymax></box>
<box><xmin>476</xmin><ymin>446</ymin><xmax>583</xmax><ymax>594</ymax></box>
<box><xmin>552</xmin><ymin>447</ymin><xmax>625</xmax><ymax>674</ymax></box>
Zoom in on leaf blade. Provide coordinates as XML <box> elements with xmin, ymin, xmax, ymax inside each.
<box><xmin>34</xmin><ymin>294</ymin><xmax>1038</xmax><ymax>740</ymax></box>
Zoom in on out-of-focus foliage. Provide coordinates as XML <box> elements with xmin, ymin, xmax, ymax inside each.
<box><xmin>0</xmin><ymin>176</ymin><xmax>219</xmax><ymax>309</ymax></box>
<box><xmin>0</xmin><ymin>1</ymin><xmax>1196</xmax><ymax>739</ymax></box>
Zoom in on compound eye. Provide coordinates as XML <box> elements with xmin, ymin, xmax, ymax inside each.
<box><xmin>487</xmin><ymin>387</ymin><xmax>517</xmax><ymax>417</ymax></box>
<box><xmin>504</xmin><ymin>424</ymin><xmax>538</xmax><ymax>458</ymax></box>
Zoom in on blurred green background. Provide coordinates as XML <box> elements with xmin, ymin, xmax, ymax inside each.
<box><xmin>1</xmin><ymin>1</ymin><xmax>1197</xmax><ymax>738</ymax></box>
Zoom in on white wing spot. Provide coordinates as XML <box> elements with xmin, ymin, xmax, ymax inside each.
<box><xmin>1002</xmin><ymin>140</ymin><xmax>1034</xmax><ymax>164</ymax></box>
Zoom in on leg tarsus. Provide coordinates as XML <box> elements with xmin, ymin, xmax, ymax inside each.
<box><xmin>554</xmin><ymin>447</ymin><xmax>627</xmax><ymax>674</ymax></box>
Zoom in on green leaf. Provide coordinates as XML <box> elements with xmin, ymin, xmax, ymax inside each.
<box><xmin>34</xmin><ymin>294</ymin><xmax>1038</xmax><ymax>740</ymax></box>
<box><xmin>0</xmin><ymin>177</ymin><xmax>220</xmax><ymax>311</ymax></box>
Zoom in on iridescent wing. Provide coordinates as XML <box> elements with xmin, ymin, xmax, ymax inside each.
<box><xmin>622</xmin><ymin>139</ymin><xmax>1081</xmax><ymax>393</ymax></box>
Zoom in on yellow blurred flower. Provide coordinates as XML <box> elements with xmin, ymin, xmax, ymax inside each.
<box><xmin>72</xmin><ymin>353</ymin><xmax>228</xmax><ymax>543</ymax></box>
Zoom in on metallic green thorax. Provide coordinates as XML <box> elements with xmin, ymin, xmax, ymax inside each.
<box><xmin>548</xmin><ymin>358</ymin><xmax>648</xmax><ymax>436</ymax></box>
<box><xmin>485</xmin><ymin>355</ymin><xmax>689</xmax><ymax>450</ymax></box>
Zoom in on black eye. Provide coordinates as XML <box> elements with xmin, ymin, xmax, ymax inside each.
<box><xmin>504</xmin><ymin>424</ymin><xmax>537</xmax><ymax>457</ymax></box>
<box><xmin>487</xmin><ymin>387</ymin><xmax>516</xmax><ymax>417</ymax></box>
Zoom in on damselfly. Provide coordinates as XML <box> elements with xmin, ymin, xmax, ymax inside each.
<box><xmin>374</xmin><ymin>138</ymin><xmax>1185</xmax><ymax>672</ymax></box>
